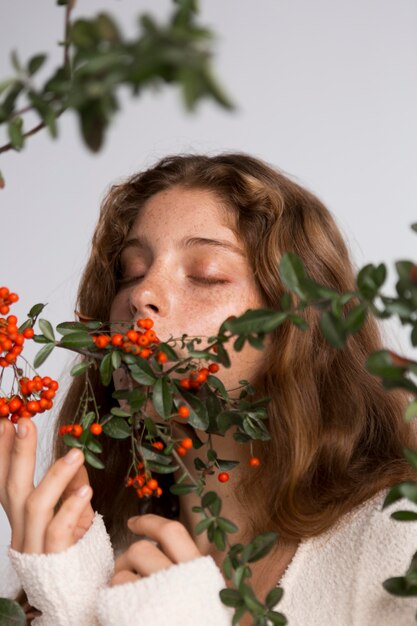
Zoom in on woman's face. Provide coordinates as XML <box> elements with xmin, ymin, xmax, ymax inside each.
<box><xmin>109</xmin><ymin>185</ymin><xmax>268</xmax><ymax>427</ymax></box>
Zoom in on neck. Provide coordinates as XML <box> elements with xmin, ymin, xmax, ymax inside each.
<box><xmin>171</xmin><ymin>421</ymin><xmax>253</xmax><ymax>564</ymax></box>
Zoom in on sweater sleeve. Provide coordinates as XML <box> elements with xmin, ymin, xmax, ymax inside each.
<box><xmin>353</xmin><ymin>494</ymin><xmax>417</xmax><ymax>625</ymax></box>
<box><xmin>95</xmin><ymin>555</ymin><xmax>235</xmax><ymax>626</ymax></box>
<box><xmin>7</xmin><ymin>511</ymin><xmax>115</xmax><ymax>626</ymax></box>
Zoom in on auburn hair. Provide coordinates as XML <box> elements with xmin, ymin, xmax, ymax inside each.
<box><xmin>43</xmin><ymin>152</ymin><xmax>417</xmax><ymax>552</ymax></box>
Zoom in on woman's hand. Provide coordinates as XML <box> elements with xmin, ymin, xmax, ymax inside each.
<box><xmin>109</xmin><ymin>514</ymin><xmax>203</xmax><ymax>586</ymax></box>
<box><xmin>0</xmin><ymin>417</ymin><xmax>94</xmax><ymax>554</ymax></box>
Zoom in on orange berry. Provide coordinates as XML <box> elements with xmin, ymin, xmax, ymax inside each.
<box><xmin>181</xmin><ymin>438</ymin><xmax>193</xmax><ymax>449</ymax></box>
<box><xmin>218</xmin><ymin>472</ymin><xmax>230</xmax><ymax>483</ymax></box>
<box><xmin>178</xmin><ymin>405</ymin><xmax>190</xmax><ymax>418</ymax></box>
<box><xmin>138</xmin><ymin>335</ymin><xmax>150</xmax><ymax>347</ymax></box>
<box><xmin>111</xmin><ymin>333</ymin><xmax>124</xmax><ymax>346</ymax></box>
<box><xmin>147</xmin><ymin>478</ymin><xmax>158</xmax><ymax>490</ymax></box>
<box><xmin>0</xmin><ymin>404</ymin><xmax>9</xmax><ymax>417</ymax></box>
<box><xmin>152</xmin><ymin>441</ymin><xmax>164</xmax><ymax>450</ymax></box>
<box><xmin>9</xmin><ymin>397</ymin><xmax>22</xmax><ymax>413</ymax></box>
<box><xmin>42</xmin><ymin>376</ymin><xmax>52</xmax><ymax>387</ymax></box>
<box><xmin>141</xmin><ymin>485</ymin><xmax>153</xmax><ymax>497</ymax></box>
<box><xmin>7</xmin><ymin>315</ymin><xmax>17</xmax><ymax>325</ymax></box>
<box><xmin>90</xmin><ymin>423</ymin><xmax>102</xmax><ymax>435</ymax></box>
<box><xmin>27</xmin><ymin>400</ymin><xmax>40</xmax><ymax>414</ymax></box>
<box><xmin>95</xmin><ymin>335</ymin><xmax>110</xmax><ymax>349</ymax></box>
<box><xmin>72</xmin><ymin>424</ymin><xmax>83</xmax><ymax>437</ymax></box>
<box><xmin>156</xmin><ymin>351</ymin><xmax>168</xmax><ymax>364</ymax></box>
<box><xmin>155</xmin><ymin>487</ymin><xmax>163</xmax><ymax>497</ymax></box>
<box><xmin>49</xmin><ymin>380</ymin><xmax>59</xmax><ymax>391</ymax></box>
<box><xmin>179</xmin><ymin>379</ymin><xmax>191</xmax><ymax>390</ymax></box>
<box><xmin>249</xmin><ymin>457</ymin><xmax>261</xmax><ymax>467</ymax></box>
<box><xmin>0</xmin><ymin>287</ymin><xmax>9</xmax><ymax>298</ymax></box>
<box><xmin>209</xmin><ymin>363</ymin><xmax>220</xmax><ymax>373</ymax></box>
<box><xmin>23</xmin><ymin>327</ymin><xmax>34</xmax><ymax>339</ymax></box>
<box><xmin>176</xmin><ymin>445</ymin><xmax>187</xmax><ymax>456</ymax></box>
<box><xmin>126</xmin><ymin>329</ymin><xmax>138</xmax><ymax>342</ymax></box>
<box><xmin>141</xmin><ymin>348</ymin><xmax>152</xmax><ymax>359</ymax></box>
<box><xmin>8</xmin><ymin>293</ymin><xmax>18</xmax><ymax>303</ymax></box>
<box><xmin>0</xmin><ymin>305</ymin><xmax>9</xmax><ymax>315</ymax></box>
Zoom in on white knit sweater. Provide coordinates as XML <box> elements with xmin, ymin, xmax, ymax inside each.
<box><xmin>2</xmin><ymin>488</ymin><xmax>417</xmax><ymax>625</ymax></box>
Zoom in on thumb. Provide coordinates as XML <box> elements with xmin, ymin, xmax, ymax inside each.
<box><xmin>61</xmin><ymin>461</ymin><xmax>91</xmax><ymax>501</ymax></box>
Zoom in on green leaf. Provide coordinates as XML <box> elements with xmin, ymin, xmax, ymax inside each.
<box><xmin>8</xmin><ymin>117</ymin><xmax>24</xmax><ymax>151</ymax></box>
<box><xmin>219</xmin><ymin>588</ymin><xmax>244</xmax><ymax>608</ymax></box>
<box><xmin>111</xmin><ymin>350</ymin><xmax>122</xmax><ymax>369</ymax></box>
<box><xmin>62</xmin><ymin>433</ymin><xmax>84</xmax><ymax>448</ymax></box>
<box><xmin>345</xmin><ymin>303</ymin><xmax>367</xmax><ymax>334</ymax></box>
<box><xmin>265</xmin><ymin>586</ymin><xmax>284</xmax><ymax>609</ymax></box>
<box><xmin>146</xmin><ymin>460</ymin><xmax>180</xmax><ymax>473</ymax></box>
<box><xmin>213</xmin><ymin>526</ymin><xmax>226</xmax><ymax>551</ymax></box>
<box><xmin>102</xmin><ymin>417</ymin><xmax>130</xmax><ymax>439</ymax></box>
<box><xmin>319</xmin><ymin>311</ymin><xmax>347</xmax><ymax>348</ymax></box>
<box><xmin>152</xmin><ymin>376</ymin><xmax>173</xmax><ymax>419</ymax></box>
<box><xmin>28</xmin><ymin>302</ymin><xmax>46</xmax><ymax>318</ymax></box>
<box><xmin>110</xmin><ymin>407</ymin><xmax>131</xmax><ymax>417</ymax></box>
<box><xmin>80</xmin><ymin>411</ymin><xmax>96</xmax><ymax>429</ymax></box>
<box><xmin>33</xmin><ymin>342</ymin><xmax>55</xmax><ymax>368</ymax></box>
<box><xmin>404</xmin><ymin>447</ymin><xmax>417</xmax><ymax>470</ymax></box>
<box><xmin>202</xmin><ymin>490</ymin><xmax>222</xmax><ymax>516</ymax></box>
<box><xmin>60</xmin><ymin>331</ymin><xmax>95</xmax><ymax>349</ymax></box>
<box><xmin>70</xmin><ymin>360</ymin><xmax>92</xmax><ymax>376</ymax></box>
<box><xmin>194</xmin><ymin>516</ymin><xmax>215</xmax><ymax>534</ymax></box>
<box><xmin>84</xmin><ymin>448</ymin><xmax>105</xmax><ymax>469</ymax></box>
<box><xmin>86</xmin><ymin>436</ymin><xmax>103</xmax><ymax>454</ymax></box>
<box><xmin>0</xmin><ymin>597</ymin><xmax>26</xmax><ymax>625</ymax></box>
<box><xmin>241</xmin><ymin>531</ymin><xmax>278</xmax><ymax>564</ymax></box>
<box><xmin>100</xmin><ymin>352</ymin><xmax>113</xmax><ymax>386</ymax></box>
<box><xmin>95</xmin><ymin>12</ymin><xmax>122</xmax><ymax>43</ymax></box>
<box><xmin>390</xmin><ymin>511</ymin><xmax>417</xmax><ymax>522</ymax></box>
<box><xmin>383</xmin><ymin>576</ymin><xmax>417</xmax><ymax>597</ymax></box>
<box><xmin>175</xmin><ymin>385</ymin><xmax>209</xmax><ymax>429</ymax></box>
<box><xmin>366</xmin><ymin>350</ymin><xmax>406</xmax><ymax>379</ymax></box>
<box><xmin>27</xmin><ymin>54</ymin><xmax>47</xmax><ymax>76</ymax></box>
<box><xmin>56</xmin><ymin>321</ymin><xmax>88</xmax><ymax>335</ymax></box>
<box><xmin>169</xmin><ymin>482</ymin><xmax>198</xmax><ymax>495</ymax></box>
<box><xmin>216</xmin><ymin>516</ymin><xmax>239</xmax><ymax>533</ymax></box>
<box><xmin>11</xmin><ymin>50</ymin><xmax>22</xmax><ymax>72</ymax></box>
<box><xmin>39</xmin><ymin>318</ymin><xmax>55</xmax><ymax>341</ymax></box>
<box><xmin>224</xmin><ymin>309</ymin><xmax>288</xmax><ymax>335</ymax></box>
<box><xmin>404</xmin><ymin>400</ymin><xmax>417</xmax><ymax>422</ymax></box>
<box><xmin>383</xmin><ymin>482</ymin><xmax>417</xmax><ymax>508</ymax></box>
<box><xmin>266</xmin><ymin>610</ymin><xmax>287</xmax><ymax>625</ymax></box>
<box><xmin>129</xmin><ymin>359</ymin><xmax>157</xmax><ymax>385</ymax></box>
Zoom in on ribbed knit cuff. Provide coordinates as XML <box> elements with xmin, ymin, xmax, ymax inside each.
<box><xmin>8</xmin><ymin>512</ymin><xmax>114</xmax><ymax>626</ymax></box>
<box><xmin>96</xmin><ymin>554</ymin><xmax>234</xmax><ymax>626</ymax></box>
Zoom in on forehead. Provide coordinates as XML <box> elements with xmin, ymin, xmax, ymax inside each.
<box><xmin>126</xmin><ymin>185</ymin><xmax>237</xmax><ymax>238</ymax></box>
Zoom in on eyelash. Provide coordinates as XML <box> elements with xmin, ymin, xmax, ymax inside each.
<box><xmin>118</xmin><ymin>276</ymin><xmax>228</xmax><ymax>287</ymax></box>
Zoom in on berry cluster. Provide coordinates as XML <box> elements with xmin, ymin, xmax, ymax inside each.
<box><xmin>0</xmin><ymin>315</ymin><xmax>34</xmax><ymax>368</ymax></box>
<box><xmin>175</xmin><ymin>436</ymin><xmax>193</xmax><ymax>457</ymax></box>
<box><xmin>92</xmin><ymin>318</ymin><xmax>160</xmax><ymax>359</ymax></box>
<box><xmin>0</xmin><ymin>286</ymin><xmax>19</xmax><ymax>315</ymax></box>
<box><xmin>59</xmin><ymin>422</ymin><xmax>102</xmax><ymax>437</ymax></box>
<box><xmin>0</xmin><ymin>376</ymin><xmax>58</xmax><ymax>422</ymax></box>
<box><xmin>126</xmin><ymin>460</ymin><xmax>163</xmax><ymax>498</ymax></box>
<box><xmin>179</xmin><ymin>363</ymin><xmax>219</xmax><ymax>390</ymax></box>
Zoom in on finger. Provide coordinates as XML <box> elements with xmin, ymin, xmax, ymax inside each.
<box><xmin>4</xmin><ymin>419</ymin><xmax>37</xmax><ymax>551</ymax></box>
<box><xmin>114</xmin><ymin>540</ymin><xmax>172</xmax><ymax>577</ymax></box>
<box><xmin>44</xmin><ymin>483</ymin><xmax>93</xmax><ymax>553</ymax></box>
<box><xmin>60</xmin><ymin>463</ymin><xmax>95</xmax><ymax>539</ymax></box>
<box><xmin>109</xmin><ymin>571</ymin><xmax>140</xmax><ymax>587</ymax></box>
<box><xmin>61</xmin><ymin>463</ymin><xmax>91</xmax><ymax>500</ymax></box>
<box><xmin>0</xmin><ymin>418</ymin><xmax>19</xmax><ymax>506</ymax></box>
<box><xmin>127</xmin><ymin>515</ymin><xmax>201</xmax><ymax>563</ymax></box>
<box><xmin>22</xmin><ymin>447</ymin><xmax>85</xmax><ymax>554</ymax></box>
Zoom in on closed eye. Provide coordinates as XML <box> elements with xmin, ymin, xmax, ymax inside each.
<box><xmin>190</xmin><ymin>276</ymin><xmax>229</xmax><ymax>286</ymax></box>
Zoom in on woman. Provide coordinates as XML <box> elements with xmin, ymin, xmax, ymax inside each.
<box><xmin>1</xmin><ymin>152</ymin><xmax>417</xmax><ymax>625</ymax></box>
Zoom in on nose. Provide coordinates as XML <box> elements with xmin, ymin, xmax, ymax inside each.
<box><xmin>128</xmin><ymin>264</ymin><xmax>171</xmax><ymax>321</ymax></box>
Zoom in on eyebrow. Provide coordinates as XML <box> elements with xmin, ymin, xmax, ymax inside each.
<box><xmin>120</xmin><ymin>235</ymin><xmax>245</xmax><ymax>257</ymax></box>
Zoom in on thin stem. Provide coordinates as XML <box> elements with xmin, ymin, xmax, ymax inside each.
<box><xmin>63</xmin><ymin>1</ymin><xmax>73</xmax><ymax>69</ymax></box>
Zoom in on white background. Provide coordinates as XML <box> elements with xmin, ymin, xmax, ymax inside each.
<box><xmin>1</xmin><ymin>0</ymin><xmax>417</xmax><ymax>583</ymax></box>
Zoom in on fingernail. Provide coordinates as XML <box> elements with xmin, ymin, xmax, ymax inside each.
<box><xmin>76</xmin><ymin>485</ymin><xmax>90</xmax><ymax>498</ymax></box>
<box><xmin>127</xmin><ymin>516</ymin><xmax>139</xmax><ymax>525</ymax></box>
<box><xmin>64</xmin><ymin>448</ymin><xmax>82</xmax><ymax>464</ymax></box>
<box><xmin>17</xmin><ymin>423</ymin><xmax>28</xmax><ymax>439</ymax></box>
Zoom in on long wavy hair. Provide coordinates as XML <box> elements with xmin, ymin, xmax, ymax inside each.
<box><xmin>44</xmin><ymin>152</ymin><xmax>417</xmax><ymax>552</ymax></box>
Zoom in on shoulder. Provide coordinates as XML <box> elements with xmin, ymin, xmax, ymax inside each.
<box><xmin>279</xmin><ymin>488</ymin><xmax>417</xmax><ymax>625</ymax></box>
